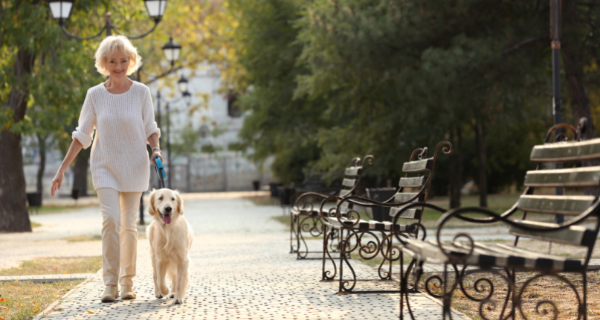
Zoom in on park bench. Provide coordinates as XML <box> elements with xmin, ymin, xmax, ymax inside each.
<box><xmin>393</xmin><ymin>120</ymin><xmax>600</xmax><ymax>320</ymax></box>
<box><xmin>320</xmin><ymin>142</ymin><xmax>452</xmax><ymax>294</ymax></box>
<box><xmin>290</xmin><ymin>155</ymin><xmax>373</xmax><ymax>259</ymax></box>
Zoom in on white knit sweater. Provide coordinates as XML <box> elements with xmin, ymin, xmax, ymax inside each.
<box><xmin>72</xmin><ymin>81</ymin><xmax>161</xmax><ymax>192</ymax></box>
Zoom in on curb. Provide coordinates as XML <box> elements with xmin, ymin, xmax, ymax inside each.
<box><xmin>32</xmin><ymin>269</ymin><xmax>101</xmax><ymax>320</ymax></box>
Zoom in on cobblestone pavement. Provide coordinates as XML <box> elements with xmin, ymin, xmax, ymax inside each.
<box><xmin>30</xmin><ymin>198</ymin><xmax>468</xmax><ymax>320</ymax></box>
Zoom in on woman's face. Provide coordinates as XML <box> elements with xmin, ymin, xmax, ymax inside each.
<box><xmin>105</xmin><ymin>50</ymin><xmax>130</xmax><ymax>79</ymax></box>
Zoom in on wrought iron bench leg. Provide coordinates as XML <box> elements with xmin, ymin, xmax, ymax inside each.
<box><xmin>338</xmin><ymin>229</ymin><xmax>358</xmax><ymax>293</ymax></box>
<box><xmin>378</xmin><ymin>233</ymin><xmax>396</xmax><ymax>280</ymax></box>
<box><xmin>296</xmin><ymin>216</ymin><xmax>303</xmax><ymax>259</ymax></box>
<box><xmin>338</xmin><ymin>228</ymin><xmax>345</xmax><ymax>292</ymax></box>
<box><xmin>290</xmin><ymin>211</ymin><xmax>297</xmax><ymax>254</ymax></box>
<box><xmin>399</xmin><ymin>252</ymin><xmax>417</xmax><ymax>320</ymax></box>
<box><xmin>583</xmin><ymin>271</ymin><xmax>588</xmax><ymax>320</ymax></box>
<box><xmin>322</xmin><ymin>224</ymin><xmax>337</xmax><ymax>281</ymax></box>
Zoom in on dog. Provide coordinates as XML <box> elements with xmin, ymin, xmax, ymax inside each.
<box><xmin>147</xmin><ymin>188</ymin><xmax>193</xmax><ymax>304</ymax></box>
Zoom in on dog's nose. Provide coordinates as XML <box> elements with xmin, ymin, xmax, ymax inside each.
<box><xmin>165</xmin><ymin>206</ymin><xmax>172</xmax><ymax>213</ymax></box>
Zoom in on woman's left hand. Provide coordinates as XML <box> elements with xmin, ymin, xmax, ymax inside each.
<box><xmin>150</xmin><ymin>151</ymin><xmax>163</xmax><ymax>166</ymax></box>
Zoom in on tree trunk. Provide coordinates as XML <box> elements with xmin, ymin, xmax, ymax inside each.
<box><xmin>0</xmin><ymin>48</ymin><xmax>35</xmax><ymax>232</ymax></box>
<box><xmin>561</xmin><ymin>0</ymin><xmax>596</xmax><ymax>139</ymax></box>
<box><xmin>473</xmin><ymin>120</ymin><xmax>488</xmax><ymax>207</ymax></box>
<box><xmin>562</xmin><ymin>50</ymin><xmax>595</xmax><ymax>139</ymax></box>
<box><xmin>449</xmin><ymin>127</ymin><xmax>463</xmax><ymax>208</ymax></box>
<box><xmin>72</xmin><ymin>151</ymin><xmax>89</xmax><ymax>197</ymax></box>
<box><xmin>36</xmin><ymin>134</ymin><xmax>47</xmax><ymax>202</ymax></box>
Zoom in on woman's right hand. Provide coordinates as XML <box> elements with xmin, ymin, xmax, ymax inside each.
<box><xmin>51</xmin><ymin>170</ymin><xmax>64</xmax><ymax>197</ymax></box>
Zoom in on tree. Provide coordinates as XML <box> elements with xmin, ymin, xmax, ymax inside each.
<box><xmin>229</xmin><ymin>0</ymin><xmax>329</xmax><ymax>185</ymax></box>
<box><xmin>231</xmin><ymin>0</ymin><xmax>559</xmax><ymax>207</ymax></box>
<box><xmin>0</xmin><ymin>0</ymin><xmax>102</xmax><ymax>232</ymax></box>
<box><xmin>26</xmin><ymin>45</ymin><xmax>101</xmax><ymax>202</ymax></box>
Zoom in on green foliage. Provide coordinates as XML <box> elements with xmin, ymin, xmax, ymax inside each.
<box><xmin>230</xmin><ymin>0</ymin><xmax>330</xmax><ymax>185</ymax></box>
<box><xmin>227</xmin><ymin>141</ymin><xmax>245</xmax><ymax>152</ymax></box>
<box><xmin>230</xmin><ymin>0</ymin><xmax>565</xmax><ymax>193</ymax></box>
<box><xmin>171</xmin><ymin>121</ymin><xmax>199</xmax><ymax>155</ymax></box>
<box><xmin>200</xmin><ymin>144</ymin><xmax>223</xmax><ymax>153</ymax></box>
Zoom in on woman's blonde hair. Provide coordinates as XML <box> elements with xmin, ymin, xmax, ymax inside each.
<box><xmin>94</xmin><ymin>35</ymin><xmax>143</xmax><ymax>77</ymax></box>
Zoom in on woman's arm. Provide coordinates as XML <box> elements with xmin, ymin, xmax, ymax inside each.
<box><xmin>51</xmin><ymin>139</ymin><xmax>83</xmax><ymax>196</ymax></box>
<box><xmin>148</xmin><ymin>133</ymin><xmax>163</xmax><ymax>166</ymax></box>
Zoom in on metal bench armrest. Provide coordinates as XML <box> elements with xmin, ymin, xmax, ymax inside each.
<box><xmin>293</xmin><ymin>191</ymin><xmax>338</xmax><ymax>214</ymax></box>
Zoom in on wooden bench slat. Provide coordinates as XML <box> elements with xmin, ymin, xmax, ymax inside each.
<box><xmin>508</xmin><ymin>220</ymin><xmax>595</xmax><ymax>246</ymax></box>
<box><xmin>399</xmin><ymin>176</ymin><xmax>427</xmax><ymax>188</ymax></box>
<box><xmin>345</xmin><ymin>167</ymin><xmax>362</xmax><ymax>176</ymax></box>
<box><xmin>530</xmin><ymin>139</ymin><xmax>600</xmax><ymax>162</ymax></box>
<box><xmin>338</xmin><ymin>201</ymin><xmax>352</xmax><ymax>209</ymax></box>
<box><xmin>342</xmin><ymin>178</ymin><xmax>356</xmax><ymax>188</ymax></box>
<box><xmin>389</xmin><ymin>208</ymin><xmax>422</xmax><ymax>219</ymax></box>
<box><xmin>338</xmin><ymin>188</ymin><xmax>352</xmax><ymax>197</ymax></box>
<box><xmin>517</xmin><ymin>195</ymin><xmax>595</xmax><ymax>215</ymax></box>
<box><xmin>402</xmin><ymin>158</ymin><xmax>434</xmax><ymax>173</ymax></box>
<box><xmin>524</xmin><ymin>167</ymin><xmax>600</xmax><ymax>187</ymax></box>
<box><xmin>394</xmin><ymin>192</ymin><xmax>425</xmax><ymax>203</ymax></box>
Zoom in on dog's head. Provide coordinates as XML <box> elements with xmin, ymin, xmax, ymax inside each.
<box><xmin>148</xmin><ymin>188</ymin><xmax>183</xmax><ymax>225</ymax></box>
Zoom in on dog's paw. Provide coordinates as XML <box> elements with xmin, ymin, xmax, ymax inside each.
<box><xmin>173</xmin><ymin>298</ymin><xmax>183</xmax><ymax>305</ymax></box>
<box><xmin>160</xmin><ymin>285</ymin><xmax>169</xmax><ymax>296</ymax></box>
<box><xmin>155</xmin><ymin>293</ymin><xmax>163</xmax><ymax>299</ymax></box>
<box><xmin>169</xmin><ymin>293</ymin><xmax>175</xmax><ymax>298</ymax></box>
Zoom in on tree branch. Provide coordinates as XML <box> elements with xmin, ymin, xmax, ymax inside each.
<box><xmin>502</xmin><ymin>35</ymin><xmax>546</xmax><ymax>55</ymax></box>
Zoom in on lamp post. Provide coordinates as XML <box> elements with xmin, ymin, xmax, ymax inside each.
<box><xmin>136</xmin><ymin>38</ymin><xmax>183</xmax><ymax>225</ymax></box>
<box><xmin>156</xmin><ymin>76</ymin><xmax>191</xmax><ymax>188</ymax></box>
<box><xmin>550</xmin><ymin>0</ymin><xmax>564</xmax><ymax>224</ymax></box>
<box><xmin>136</xmin><ymin>37</ymin><xmax>182</xmax><ymax>147</ymax></box>
<box><xmin>48</xmin><ymin>0</ymin><xmax>166</xmax><ymax>39</ymax></box>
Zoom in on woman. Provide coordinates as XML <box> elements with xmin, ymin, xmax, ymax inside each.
<box><xmin>50</xmin><ymin>35</ymin><xmax>162</xmax><ymax>303</ymax></box>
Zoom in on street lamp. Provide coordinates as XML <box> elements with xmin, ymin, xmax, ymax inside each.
<box><xmin>48</xmin><ymin>0</ymin><xmax>165</xmax><ymax>39</ymax></box>
<box><xmin>550</xmin><ymin>0</ymin><xmax>564</xmax><ymax>224</ymax></box>
<box><xmin>143</xmin><ymin>0</ymin><xmax>168</xmax><ymax>21</ymax></box>
<box><xmin>157</xmin><ymin>75</ymin><xmax>192</xmax><ymax>189</ymax></box>
<box><xmin>163</xmin><ymin>37</ymin><xmax>182</xmax><ymax>68</ymax></box>
<box><xmin>178</xmin><ymin>75</ymin><xmax>188</xmax><ymax>93</ymax></box>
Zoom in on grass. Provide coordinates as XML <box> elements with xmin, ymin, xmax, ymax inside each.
<box><xmin>0</xmin><ymin>280</ymin><xmax>83</xmax><ymax>320</ymax></box>
<box><xmin>0</xmin><ymin>256</ymin><xmax>102</xmax><ymax>276</ymax></box>
<box><xmin>244</xmin><ymin>195</ymin><xmax>279</xmax><ymax>206</ymax></box>
<box><xmin>28</xmin><ymin>205</ymin><xmax>93</xmax><ymax>215</ymax></box>
<box><xmin>29</xmin><ymin>222</ymin><xmax>41</xmax><ymax>228</ymax></box>
<box><xmin>61</xmin><ymin>234</ymin><xmax>102</xmax><ymax>242</ymax></box>
<box><xmin>0</xmin><ymin>256</ymin><xmax>102</xmax><ymax>320</ymax></box>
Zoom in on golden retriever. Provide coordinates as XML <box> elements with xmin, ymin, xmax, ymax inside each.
<box><xmin>147</xmin><ymin>189</ymin><xmax>193</xmax><ymax>304</ymax></box>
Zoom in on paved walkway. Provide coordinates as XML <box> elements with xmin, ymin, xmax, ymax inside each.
<box><xmin>18</xmin><ymin>197</ymin><xmax>468</xmax><ymax>320</ymax></box>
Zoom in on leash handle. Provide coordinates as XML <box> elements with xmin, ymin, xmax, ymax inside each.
<box><xmin>154</xmin><ymin>157</ymin><xmax>165</xmax><ymax>189</ymax></box>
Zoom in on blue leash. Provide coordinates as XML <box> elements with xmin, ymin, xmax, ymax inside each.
<box><xmin>153</xmin><ymin>157</ymin><xmax>167</xmax><ymax>224</ymax></box>
<box><xmin>154</xmin><ymin>158</ymin><xmax>166</xmax><ymax>189</ymax></box>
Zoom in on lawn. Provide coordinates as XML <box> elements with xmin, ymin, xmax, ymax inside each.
<box><xmin>0</xmin><ymin>256</ymin><xmax>102</xmax><ymax>276</ymax></box>
<box><xmin>28</xmin><ymin>205</ymin><xmax>94</xmax><ymax>215</ymax></box>
<box><xmin>0</xmin><ymin>256</ymin><xmax>101</xmax><ymax>320</ymax></box>
<box><xmin>0</xmin><ymin>280</ymin><xmax>82</xmax><ymax>320</ymax></box>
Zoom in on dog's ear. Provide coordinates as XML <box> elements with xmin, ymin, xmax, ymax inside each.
<box><xmin>175</xmin><ymin>191</ymin><xmax>184</xmax><ymax>216</ymax></box>
<box><xmin>148</xmin><ymin>191</ymin><xmax>157</xmax><ymax>217</ymax></box>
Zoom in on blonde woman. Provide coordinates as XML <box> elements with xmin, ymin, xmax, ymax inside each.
<box><xmin>50</xmin><ymin>35</ymin><xmax>162</xmax><ymax>303</ymax></box>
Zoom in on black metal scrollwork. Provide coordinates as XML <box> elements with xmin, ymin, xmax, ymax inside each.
<box><xmin>516</xmin><ymin>273</ymin><xmax>582</xmax><ymax>320</ymax></box>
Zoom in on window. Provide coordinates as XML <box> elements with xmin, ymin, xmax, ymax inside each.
<box><xmin>227</xmin><ymin>92</ymin><xmax>241</xmax><ymax>118</ymax></box>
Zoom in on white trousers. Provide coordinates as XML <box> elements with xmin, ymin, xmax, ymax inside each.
<box><xmin>97</xmin><ymin>188</ymin><xmax>142</xmax><ymax>286</ymax></box>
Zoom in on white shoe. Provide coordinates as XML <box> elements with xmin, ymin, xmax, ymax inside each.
<box><xmin>120</xmin><ymin>285</ymin><xmax>136</xmax><ymax>300</ymax></box>
<box><xmin>100</xmin><ymin>286</ymin><xmax>118</xmax><ymax>303</ymax></box>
